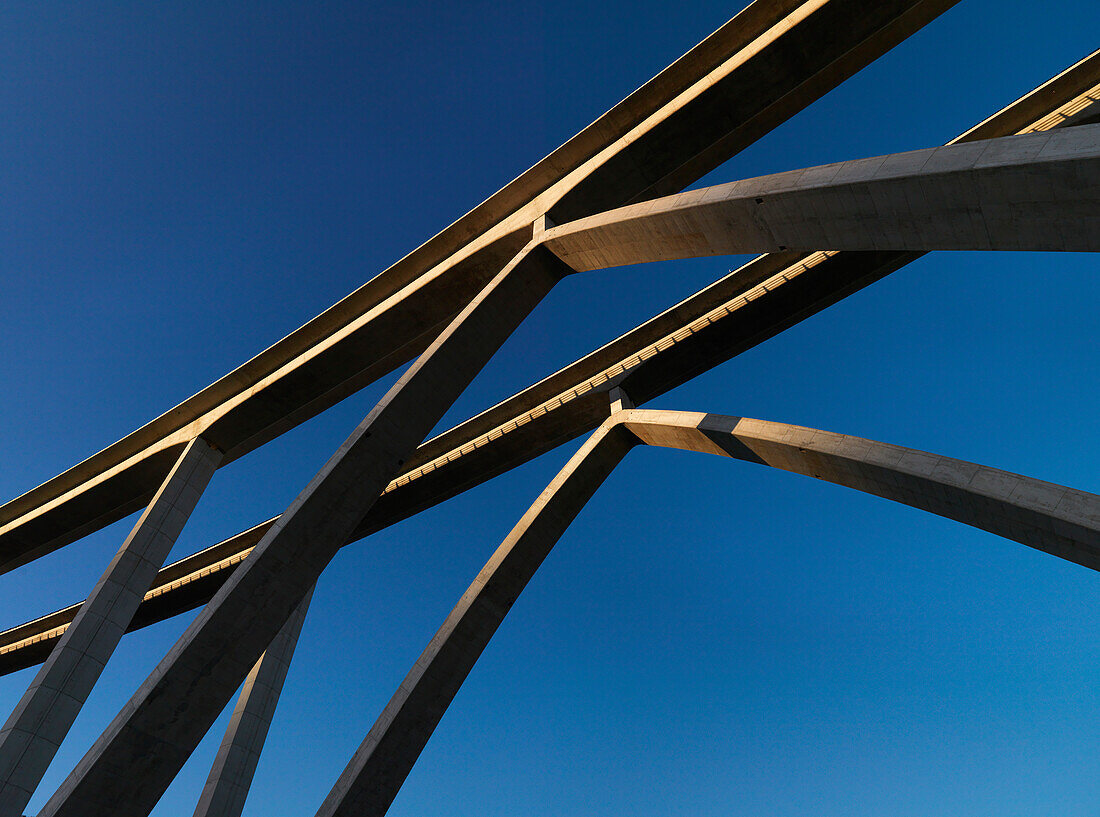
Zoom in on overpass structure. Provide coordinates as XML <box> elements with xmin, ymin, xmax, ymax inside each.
<box><xmin>0</xmin><ymin>1</ymin><xmax>1098</xmax><ymax>815</ymax></box>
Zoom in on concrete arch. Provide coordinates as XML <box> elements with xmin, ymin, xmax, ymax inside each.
<box><xmin>318</xmin><ymin>407</ymin><xmax>1100</xmax><ymax>816</ymax></box>
<box><xmin>541</xmin><ymin>124</ymin><xmax>1100</xmax><ymax>271</ymax></box>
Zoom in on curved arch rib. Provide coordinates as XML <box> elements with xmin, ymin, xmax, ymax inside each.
<box><xmin>541</xmin><ymin>124</ymin><xmax>1100</xmax><ymax>271</ymax></box>
<box><xmin>318</xmin><ymin>408</ymin><xmax>1100</xmax><ymax>816</ymax></box>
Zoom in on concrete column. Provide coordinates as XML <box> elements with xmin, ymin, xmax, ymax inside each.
<box><xmin>39</xmin><ymin>244</ymin><xmax>570</xmax><ymax>817</ymax></box>
<box><xmin>316</xmin><ymin>420</ymin><xmax>637</xmax><ymax>817</ymax></box>
<box><xmin>0</xmin><ymin>437</ymin><xmax>221</xmax><ymax>817</ymax></box>
<box><xmin>192</xmin><ymin>587</ymin><xmax>313</xmax><ymax>817</ymax></box>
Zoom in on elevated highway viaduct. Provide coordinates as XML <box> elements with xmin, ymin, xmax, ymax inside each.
<box><xmin>1</xmin><ymin>47</ymin><xmax>1097</xmax><ymax>677</ymax></box>
<box><xmin>0</xmin><ymin>0</ymin><xmax>962</xmax><ymax>574</ymax></box>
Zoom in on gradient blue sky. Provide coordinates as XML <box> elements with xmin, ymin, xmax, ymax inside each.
<box><xmin>1</xmin><ymin>2</ymin><xmax>1099</xmax><ymax>815</ymax></box>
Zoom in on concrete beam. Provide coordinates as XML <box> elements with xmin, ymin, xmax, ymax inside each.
<box><xmin>37</xmin><ymin>245</ymin><xmax>570</xmax><ymax>817</ymax></box>
<box><xmin>542</xmin><ymin>124</ymin><xmax>1100</xmax><ymax>270</ymax></box>
<box><xmin>625</xmin><ymin>410</ymin><xmax>1100</xmax><ymax>569</ymax></box>
<box><xmin>192</xmin><ymin>588</ymin><xmax>313</xmax><ymax>817</ymax></box>
<box><xmin>0</xmin><ymin>0</ymin><xmax>958</xmax><ymax>573</ymax></box>
<box><xmin>0</xmin><ymin>438</ymin><xmax>221</xmax><ymax>817</ymax></box>
<box><xmin>317</xmin><ymin>408</ymin><xmax>1100</xmax><ymax>816</ymax></box>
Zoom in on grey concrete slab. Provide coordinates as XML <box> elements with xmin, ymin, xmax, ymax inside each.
<box><xmin>0</xmin><ymin>437</ymin><xmax>221</xmax><ymax>817</ymax></box>
<box><xmin>192</xmin><ymin>587</ymin><xmax>313</xmax><ymax>817</ymax></box>
<box><xmin>37</xmin><ymin>244</ymin><xmax>569</xmax><ymax>817</ymax></box>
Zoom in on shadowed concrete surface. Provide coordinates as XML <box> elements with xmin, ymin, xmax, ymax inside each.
<box><xmin>0</xmin><ymin>0</ymin><xmax>960</xmax><ymax>574</ymax></box>
<box><xmin>2</xmin><ymin>46</ymin><xmax>1097</xmax><ymax>680</ymax></box>
<box><xmin>0</xmin><ymin>438</ymin><xmax>221</xmax><ymax>817</ymax></box>
<box><xmin>193</xmin><ymin>588</ymin><xmax>313</xmax><ymax>817</ymax></box>
<box><xmin>36</xmin><ymin>246</ymin><xmax>569</xmax><ymax>817</ymax></box>
<box><xmin>542</xmin><ymin>125</ymin><xmax>1100</xmax><ymax>269</ymax></box>
<box><xmin>317</xmin><ymin>408</ymin><xmax>1100</xmax><ymax>817</ymax></box>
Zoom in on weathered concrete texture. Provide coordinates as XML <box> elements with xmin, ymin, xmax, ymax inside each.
<box><xmin>316</xmin><ymin>408</ymin><xmax>1100</xmax><ymax>817</ymax></box>
<box><xmin>0</xmin><ymin>0</ymin><xmax>960</xmax><ymax>575</ymax></box>
<box><xmin>542</xmin><ymin>124</ymin><xmax>1100</xmax><ymax>271</ymax></box>
<box><xmin>37</xmin><ymin>245</ymin><xmax>570</xmax><ymax>817</ymax></box>
<box><xmin>315</xmin><ymin>421</ymin><xmax>637</xmax><ymax>817</ymax></box>
<box><xmin>624</xmin><ymin>410</ymin><xmax>1100</xmax><ymax>570</ymax></box>
<box><xmin>193</xmin><ymin>587</ymin><xmax>313</xmax><ymax>817</ymax></box>
<box><xmin>0</xmin><ymin>437</ymin><xmax>221</xmax><ymax>817</ymax></box>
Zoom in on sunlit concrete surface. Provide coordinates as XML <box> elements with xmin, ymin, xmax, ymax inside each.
<box><xmin>0</xmin><ymin>438</ymin><xmax>221</xmax><ymax>817</ymax></box>
<box><xmin>0</xmin><ymin>3</ymin><xmax>1096</xmax><ymax>814</ymax></box>
<box><xmin>193</xmin><ymin>589</ymin><xmax>313</xmax><ymax>817</ymax></box>
<box><xmin>2</xmin><ymin>44</ymin><xmax>1097</xmax><ymax>682</ymax></box>
<box><xmin>36</xmin><ymin>245</ymin><xmax>568</xmax><ymax>817</ymax></box>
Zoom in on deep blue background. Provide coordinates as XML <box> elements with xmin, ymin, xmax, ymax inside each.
<box><xmin>1</xmin><ymin>2</ymin><xmax>1099</xmax><ymax>814</ymax></box>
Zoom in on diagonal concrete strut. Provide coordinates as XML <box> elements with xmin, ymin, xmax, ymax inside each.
<box><xmin>1</xmin><ymin>50</ymin><xmax>1097</xmax><ymax>678</ymax></box>
<box><xmin>315</xmin><ymin>421</ymin><xmax>639</xmax><ymax>816</ymax></box>
<box><xmin>0</xmin><ymin>0</ymin><xmax>960</xmax><ymax>573</ymax></box>
<box><xmin>0</xmin><ymin>437</ymin><xmax>221</xmax><ymax>817</ymax></box>
<box><xmin>192</xmin><ymin>586</ymin><xmax>314</xmax><ymax>817</ymax></box>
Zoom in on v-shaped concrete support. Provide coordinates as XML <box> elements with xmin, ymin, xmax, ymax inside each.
<box><xmin>317</xmin><ymin>407</ymin><xmax>1100</xmax><ymax>816</ymax></box>
<box><xmin>37</xmin><ymin>243</ymin><xmax>570</xmax><ymax>817</ymax></box>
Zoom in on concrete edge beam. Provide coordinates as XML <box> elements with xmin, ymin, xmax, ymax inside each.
<box><xmin>37</xmin><ymin>245</ymin><xmax>570</xmax><ymax>817</ymax></box>
<box><xmin>1</xmin><ymin>59</ymin><xmax>1098</xmax><ymax>677</ymax></box>
<box><xmin>0</xmin><ymin>0</ymin><xmax>958</xmax><ymax>571</ymax></box>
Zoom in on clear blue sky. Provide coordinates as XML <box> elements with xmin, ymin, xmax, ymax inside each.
<box><xmin>1</xmin><ymin>2</ymin><xmax>1099</xmax><ymax>815</ymax></box>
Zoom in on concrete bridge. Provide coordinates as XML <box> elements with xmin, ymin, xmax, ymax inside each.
<box><xmin>0</xmin><ymin>2</ymin><xmax>1098</xmax><ymax>815</ymax></box>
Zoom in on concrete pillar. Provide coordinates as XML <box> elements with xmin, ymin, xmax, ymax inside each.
<box><xmin>192</xmin><ymin>587</ymin><xmax>313</xmax><ymax>817</ymax></box>
<box><xmin>0</xmin><ymin>437</ymin><xmax>221</xmax><ymax>817</ymax></box>
<box><xmin>316</xmin><ymin>420</ymin><xmax>637</xmax><ymax>817</ymax></box>
<box><xmin>38</xmin><ymin>244</ymin><xmax>571</xmax><ymax>817</ymax></box>
<box><xmin>607</xmin><ymin>386</ymin><xmax>634</xmax><ymax>413</ymax></box>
